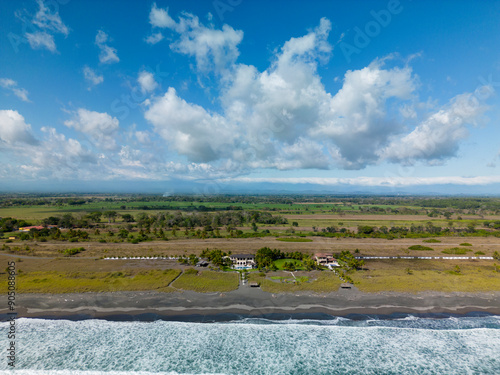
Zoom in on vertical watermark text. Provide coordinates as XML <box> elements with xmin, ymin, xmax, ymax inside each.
<box><xmin>6</xmin><ymin>261</ymin><xmax>16</xmax><ymax>368</ymax></box>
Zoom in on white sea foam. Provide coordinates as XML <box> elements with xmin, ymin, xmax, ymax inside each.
<box><xmin>1</xmin><ymin>317</ymin><xmax>499</xmax><ymax>374</ymax></box>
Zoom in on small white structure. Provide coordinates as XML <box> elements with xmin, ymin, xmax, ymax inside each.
<box><xmin>228</xmin><ymin>254</ymin><xmax>255</xmax><ymax>270</ymax></box>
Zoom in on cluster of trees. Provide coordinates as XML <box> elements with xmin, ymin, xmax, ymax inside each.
<box><xmin>131</xmin><ymin>210</ymin><xmax>287</xmax><ymax>230</ymax></box>
<box><xmin>254</xmin><ymin>247</ymin><xmax>318</xmax><ymax>271</ymax></box>
<box><xmin>0</xmin><ymin>217</ymin><xmax>31</xmax><ymax>234</ymax></box>
<box><xmin>483</xmin><ymin>221</ymin><xmax>500</xmax><ymax>229</ymax></box>
<box><xmin>255</xmin><ymin>247</ymin><xmax>287</xmax><ymax>269</ymax></box>
<box><xmin>200</xmin><ymin>249</ymin><xmax>232</xmax><ymax>268</ymax></box>
<box><xmin>337</xmin><ymin>250</ymin><xmax>365</xmax><ymax>271</ymax></box>
<box><xmin>313</xmin><ymin>222</ymin><xmax>500</xmax><ymax>239</ymax></box>
<box><xmin>40</xmin><ymin>211</ymin><xmax>119</xmax><ymax>228</ymax></box>
<box><xmin>179</xmin><ymin>254</ymin><xmax>200</xmax><ymax>266</ymax></box>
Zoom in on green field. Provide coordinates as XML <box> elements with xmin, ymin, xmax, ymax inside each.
<box><xmin>273</xmin><ymin>258</ymin><xmax>304</xmax><ymax>270</ymax></box>
<box><xmin>352</xmin><ymin>263</ymin><xmax>500</xmax><ymax>293</ymax></box>
<box><xmin>249</xmin><ymin>272</ymin><xmax>342</xmax><ymax>293</ymax></box>
<box><xmin>5</xmin><ymin>269</ymin><xmax>181</xmax><ymax>293</ymax></box>
<box><xmin>172</xmin><ymin>270</ymin><xmax>239</xmax><ymax>292</ymax></box>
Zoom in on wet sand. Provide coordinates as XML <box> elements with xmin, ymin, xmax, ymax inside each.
<box><xmin>3</xmin><ymin>286</ymin><xmax>500</xmax><ymax>321</ymax></box>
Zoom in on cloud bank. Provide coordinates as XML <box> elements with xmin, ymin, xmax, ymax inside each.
<box><xmin>1</xmin><ymin>4</ymin><xmax>496</xmax><ymax>186</ymax></box>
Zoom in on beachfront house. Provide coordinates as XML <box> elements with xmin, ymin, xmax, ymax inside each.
<box><xmin>314</xmin><ymin>253</ymin><xmax>340</xmax><ymax>267</ymax></box>
<box><xmin>228</xmin><ymin>254</ymin><xmax>256</xmax><ymax>270</ymax></box>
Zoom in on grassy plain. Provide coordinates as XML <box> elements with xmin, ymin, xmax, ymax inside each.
<box><xmin>248</xmin><ymin>271</ymin><xmax>342</xmax><ymax>293</ymax></box>
<box><xmin>3</xmin><ymin>269</ymin><xmax>180</xmax><ymax>294</ymax></box>
<box><xmin>172</xmin><ymin>270</ymin><xmax>239</xmax><ymax>292</ymax></box>
<box><xmin>351</xmin><ymin>260</ymin><xmax>500</xmax><ymax>293</ymax></box>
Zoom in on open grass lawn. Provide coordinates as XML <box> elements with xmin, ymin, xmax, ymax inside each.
<box><xmin>5</xmin><ymin>269</ymin><xmax>181</xmax><ymax>294</ymax></box>
<box><xmin>172</xmin><ymin>270</ymin><xmax>239</xmax><ymax>292</ymax></box>
<box><xmin>352</xmin><ymin>260</ymin><xmax>500</xmax><ymax>293</ymax></box>
<box><xmin>249</xmin><ymin>271</ymin><xmax>342</xmax><ymax>293</ymax></box>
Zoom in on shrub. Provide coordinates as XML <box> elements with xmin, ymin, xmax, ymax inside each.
<box><xmin>460</xmin><ymin>243</ymin><xmax>472</xmax><ymax>246</ymax></box>
<box><xmin>423</xmin><ymin>239</ymin><xmax>441</xmax><ymax>243</ymax></box>
<box><xmin>62</xmin><ymin>247</ymin><xmax>85</xmax><ymax>256</ymax></box>
<box><xmin>184</xmin><ymin>268</ymin><xmax>198</xmax><ymax>275</ymax></box>
<box><xmin>442</xmin><ymin>247</ymin><xmax>469</xmax><ymax>255</ymax></box>
<box><xmin>474</xmin><ymin>251</ymin><xmax>485</xmax><ymax>255</ymax></box>
<box><xmin>408</xmin><ymin>245</ymin><xmax>433</xmax><ymax>251</ymax></box>
<box><xmin>276</xmin><ymin>237</ymin><xmax>312</xmax><ymax>242</ymax></box>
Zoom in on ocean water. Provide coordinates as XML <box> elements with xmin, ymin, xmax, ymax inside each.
<box><xmin>1</xmin><ymin>315</ymin><xmax>500</xmax><ymax>374</ymax></box>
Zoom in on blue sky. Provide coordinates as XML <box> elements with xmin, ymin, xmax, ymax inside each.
<box><xmin>1</xmin><ymin>0</ymin><xmax>500</xmax><ymax>193</ymax></box>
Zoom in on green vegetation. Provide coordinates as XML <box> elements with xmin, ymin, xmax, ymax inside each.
<box><xmin>249</xmin><ymin>272</ymin><xmax>342</xmax><ymax>293</ymax></box>
<box><xmin>276</xmin><ymin>237</ymin><xmax>312</xmax><ymax>242</ymax></box>
<box><xmin>172</xmin><ymin>270</ymin><xmax>238</xmax><ymax>292</ymax></box>
<box><xmin>59</xmin><ymin>247</ymin><xmax>85</xmax><ymax>256</ymax></box>
<box><xmin>442</xmin><ymin>247</ymin><xmax>471</xmax><ymax>255</ymax></box>
<box><xmin>199</xmin><ymin>249</ymin><xmax>232</xmax><ymax>268</ymax></box>
<box><xmin>2</xmin><ymin>194</ymin><xmax>500</xmax><ymax>295</ymax></box>
<box><xmin>2</xmin><ymin>195</ymin><xmax>500</xmax><ymax>243</ymax></box>
<box><xmin>4</xmin><ymin>269</ymin><xmax>181</xmax><ymax>293</ymax></box>
<box><xmin>352</xmin><ymin>263</ymin><xmax>500</xmax><ymax>292</ymax></box>
<box><xmin>337</xmin><ymin>251</ymin><xmax>364</xmax><ymax>270</ymax></box>
<box><xmin>273</xmin><ymin>258</ymin><xmax>304</xmax><ymax>271</ymax></box>
<box><xmin>408</xmin><ymin>245</ymin><xmax>434</xmax><ymax>251</ymax></box>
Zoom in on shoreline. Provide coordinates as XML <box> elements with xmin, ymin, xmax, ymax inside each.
<box><xmin>3</xmin><ymin>287</ymin><xmax>500</xmax><ymax>321</ymax></box>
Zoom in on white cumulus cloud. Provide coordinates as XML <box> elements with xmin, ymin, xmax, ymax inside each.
<box><xmin>22</xmin><ymin>0</ymin><xmax>69</xmax><ymax>53</ymax></box>
<box><xmin>83</xmin><ymin>66</ymin><xmax>104</xmax><ymax>89</ymax></box>
<box><xmin>141</xmin><ymin>16</ymin><xmax>492</xmax><ymax>175</ymax></box>
<box><xmin>64</xmin><ymin>108</ymin><xmax>120</xmax><ymax>150</ymax></box>
<box><xmin>381</xmin><ymin>86</ymin><xmax>493</xmax><ymax>164</ymax></box>
<box><xmin>145</xmin><ymin>32</ymin><xmax>164</xmax><ymax>45</ymax></box>
<box><xmin>137</xmin><ymin>71</ymin><xmax>158</xmax><ymax>93</ymax></box>
<box><xmin>145</xmin><ymin>87</ymin><xmax>236</xmax><ymax>162</ymax></box>
<box><xmin>25</xmin><ymin>31</ymin><xmax>57</xmax><ymax>52</ymax></box>
<box><xmin>95</xmin><ymin>30</ymin><xmax>119</xmax><ymax>64</ymax></box>
<box><xmin>0</xmin><ymin>78</ymin><xmax>30</xmax><ymax>102</ymax></box>
<box><xmin>147</xmin><ymin>3</ymin><xmax>243</xmax><ymax>74</ymax></box>
<box><xmin>0</xmin><ymin>110</ymin><xmax>38</xmax><ymax>145</ymax></box>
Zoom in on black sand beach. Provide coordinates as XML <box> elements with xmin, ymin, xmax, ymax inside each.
<box><xmin>4</xmin><ymin>285</ymin><xmax>500</xmax><ymax>321</ymax></box>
